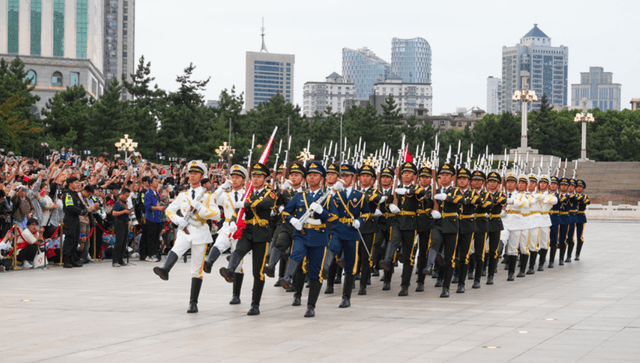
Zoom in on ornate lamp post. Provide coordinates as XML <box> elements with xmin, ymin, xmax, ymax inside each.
<box><xmin>114</xmin><ymin>134</ymin><xmax>138</xmax><ymax>159</ymax></box>
<box><xmin>512</xmin><ymin>71</ymin><xmax>538</xmax><ymax>150</ymax></box>
<box><xmin>573</xmin><ymin>98</ymin><xmax>595</xmax><ymax>161</ymax></box>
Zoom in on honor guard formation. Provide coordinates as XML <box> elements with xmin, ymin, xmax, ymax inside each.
<box><xmin>152</xmin><ymin>130</ymin><xmax>591</xmax><ymax>318</ymax></box>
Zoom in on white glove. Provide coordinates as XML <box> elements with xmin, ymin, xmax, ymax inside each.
<box><xmin>228</xmin><ymin>221</ymin><xmax>237</xmax><ymax>234</ymax></box>
<box><xmin>192</xmin><ymin>201</ymin><xmax>203</xmax><ymax>211</ymax></box>
<box><xmin>506</xmin><ymin>198</ymin><xmax>514</xmax><ymax>205</ymax></box>
<box><xmin>500</xmin><ymin>210</ymin><xmax>507</xmax><ymax>218</ymax></box>
<box><xmin>174</xmin><ymin>217</ymin><xmax>189</xmax><ymax>229</ymax></box>
<box><xmin>270</xmin><ymin>210</ymin><xmax>276</xmax><ymax>217</ymax></box>
<box><xmin>332</xmin><ymin>181</ymin><xmax>344</xmax><ymax>192</ymax></box>
<box><xmin>395</xmin><ymin>188</ymin><xmax>407</xmax><ymax>195</ymax></box>
<box><xmin>234</xmin><ymin>201</ymin><xmax>245</xmax><ymax>209</ymax></box>
<box><xmin>352</xmin><ymin>220</ymin><xmax>361</xmax><ymax>229</ymax></box>
<box><xmin>278</xmin><ymin>205</ymin><xmax>285</xmax><ymax>213</ymax></box>
<box><xmin>281</xmin><ymin>180</ymin><xmax>291</xmax><ymax>190</ymax></box>
<box><xmin>374</xmin><ymin>209</ymin><xmax>382</xmax><ymax>217</ymax></box>
<box><xmin>434</xmin><ymin>193</ymin><xmax>447</xmax><ymax>201</ymax></box>
<box><xmin>378</xmin><ymin>196</ymin><xmax>387</xmax><ymax>203</ymax></box>
<box><xmin>221</xmin><ymin>180</ymin><xmax>231</xmax><ymax>190</ymax></box>
<box><xmin>529</xmin><ymin>199</ymin><xmax>537</xmax><ymax>206</ymax></box>
<box><xmin>310</xmin><ymin>202</ymin><xmax>323</xmax><ymax>214</ymax></box>
<box><xmin>290</xmin><ymin>217</ymin><xmax>302</xmax><ymax>231</ymax></box>
<box><xmin>485</xmin><ymin>213</ymin><xmax>490</xmax><ymax>219</ymax></box>
<box><xmin>431</xmin><ymin>210</ymin><xmax>442</xmax><ymax>219</ymax></box>
<box><xmin>389</xmin><ymin>204</ymin><xmax>400</xmax><ymax>214</ymax></box>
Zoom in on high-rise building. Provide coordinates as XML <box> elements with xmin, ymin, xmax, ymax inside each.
<box><xmin>501</xmin><ymin>24</ymin><xmax>568</xmax><ymax>112</ymax></box>
<box><xmin>391</xmin><ymin>37</ymin><xmax>431</xmax><ymax>84</ymax></box>
<box><xmin>342</xmin><ymin>47</ymin><xmax>397</xmax><ymax>100</ymax></box>
<box><xmin>302</xmin><ymin>72</ymin><xmax>354</xmax><ymax>117</ymax></box>
<box><xmin>571</xmin><ymin>67</ymin><xmax>621</xmax><ymax>111</ymax></box>
<box><xmin>372</xmin><ymin>77</ymin><xmax>433</xmax><ymax>116</ymax></box>
<box><xmin>486</xmin><ymin>76</ymin><xmax>502</xmax><ymax>114</ymax></box>
<box><xmin>104</xmin><ymin>0</ymin><xmax>135</xmax><ymax>100</ymax></box>
<box><xmin>245</xmin><ymin>20</ymin><xmax>294</xmax><ymax>111</ymax></box>
<box><xmin>0</xmin><ymin>0</ymin><xmax>105</xmax><ymax>113</ymax></box>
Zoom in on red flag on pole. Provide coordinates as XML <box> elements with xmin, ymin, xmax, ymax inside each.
<box><xmin>403</xmin><ymin>145</ymin><xmax>413</xmax><ymax>163</ymax></box>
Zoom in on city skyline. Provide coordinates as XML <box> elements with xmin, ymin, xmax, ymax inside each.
<box><xmin>135</xmin><ymin>1</ymin><xmax>639</xmax><ymax>114</ymax></box>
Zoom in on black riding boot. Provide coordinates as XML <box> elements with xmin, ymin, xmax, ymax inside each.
<box><xmin>153</xmin><ymin>251</ymin><xmax>179</xmax><ymax>280</ymax></box>
<box><xmin>278</xmin><ymin>258</ymin><xmax>299</xmax><ymax>290</ymax></box>
<box><xmin>230</xmin><ymin>273</ymin><xmax>243</xmax><ymax>304</ymax></box>
<box><xmin>538</xmin><ymin>249</ymin><xmax>547</xmax><ymax>271</ymax></box>
<box><xmin>220</xmin><ymin>252</ymin><xmax>242</xmax><ymax>283</ymax></box>
<box><xmin>473</xmin><ymin>254</ymin><xmax>483</xmax><ymax>288</ymax></box>
<box><xmin>187</xmin><ymin>277</ymin><xmax>203</xmax><ymax>313</ymax></box>
<box><xmin>507</xmin><ymin>255</ymin><xmax>517</xmax><ymax>281</ymax></box>
<box><xmin>379</xmin><ymin>242</ymin><xmax>396</xmax><ymax>271</ymax></box>
<box><xmin>247</xmin><ymin>279</ymin><xmax>265</xmax><ymax>316</ymax></box>
<box><xmin>264</xmin><ymin>247</ymin><xmax>281</xmax><ymax>278</ymax></box>
<box><xmin>339</xmin><ymin>273</ymin><xmax>355</xmax><ymax>308</ymax></box>
<box><xmin>549</xmin><ymin>245</ymin><xmax>557</xmax><ymax>268</ymax></box>
<box><xmin>527</xmin><ymin>251</ymin><xmax>537</xmax><ymax>274</ymax></box>
<box><xmin>305</xmin><ymin>279</ymin><xmax>322</xmax><ymax>317</ymax></box>
<box><xmin>558</xmin><ymin>245</ymin><xmax>566</xmax><ymax>265</ymax></box>
<box><xmin>203</xmin><ymin>246</ymin><xmax>221</xmax><ymax>274</ymax></box>
<box><xmin>517</xmin><ymin>254</ymin><xmax>528</xmax><ymax>277</ymax></box>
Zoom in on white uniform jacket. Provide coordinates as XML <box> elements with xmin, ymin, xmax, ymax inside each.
<box><xmin>166</xmin><ymin>186</ymin><xmax>221</xmax><ymax>245</ymax></box>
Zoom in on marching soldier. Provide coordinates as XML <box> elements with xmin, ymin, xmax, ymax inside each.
<box><xmin>469</xmin><ymin>170</ymin><xmax>493</xmax><ymax>288</ymax></box>
<box><xmin>515</xmin><ymin>174</ymin><xmax>533</xmax><ymax>278</ymax></box>
<box><xmin>379</xmin><ymin>162</ymin><xmax>426</xmax><ymax>296</ymax></box>
<box><xmin>503</xmin><ymin>172</ymin><xmax>525</xmax><ymax>281</ymax></box>
<box><xmin>153</xmin><ymin>161</ymin><xmax>221</xmax><ymax>313</ymax></box>
<box><xmin>356</xmin><ymin>164</ymin><xmax>386</xmax><ymax>295</ymax></box>
<box><xmin>485</xmin><ymin>171</ymin><xmax>506</xmax><ymax>285</ymax></box>
<box><xmin>322</xmin><ymin>163</ymin><xmax>369</xmax><ymax>307</ymax></box>
<box><xmin>574</xmin><ymin>179</ymin><xmax>590</xmax><ymax>260</ymax></box>
<box><xmin>279</xmin><ymin>162</ymin><xmax>338</xmax><ymax>317</ymax></box>
<box><xmin>452</xmin><ymin>167</ymin><xmax>478</xmax><ymax>293</ymax></box>
<box><xmin>431</xmin><ymin>163</ymin><xmax>463</xmax><ymax>298</ymax></box>
<box><xmin>547</xmin><ymin>176</ymin><xmax>562</xmax><ymax>268</ymax></box>
<box><xmin>219</xmin><ymin>163</ymin><xmax>277</xmax><ymax>316</ymax></box>
<box><xmin>324</xmin><ymin>163</ymin><xmax>344</xmax><ymax>293</ymax></box>
<box><xmin>525</xmin><ymin>174</ymin><xmax>541</xmax><ymax>275</ymax></box>
<box><xmin>371</xmin><ymin>166</ymin><xmax>399</xmax><ymax>291</ymax></box>
<box><xmin>556</xmin><ymin>177</ymin><xmax>572</xmax><ymax>266</ymax></box>
<box><xmin>531</xmin><ymin>175</ymin><xmax>557</xmax><ymax>271</ymax></box>
<box><xmin>565</xmin><ymin>179</ymin><xmax>579</xmax><ymax>262</ymax></box>
<box><xmin>415</xmin><ymin>166</ymin><xmax>434</xmax><ymax>292</ymax></box>
<box><xmin>202</xmin><ymin>164</ymin><xmax>247</xmax><ymax>304</ymax></box>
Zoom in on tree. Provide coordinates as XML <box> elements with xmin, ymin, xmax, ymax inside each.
<box><xmin>0</xmin><ymin>95</ymin><xmax>42</xmax><ymax>150</ymax></box>
<box><xmin>41</xmin><ymin>85</ymin><xmax>92</xmax><ymax>150</ymax></box>
<box><xmin>87</xmin><ymin>79</ymin><xmax>136</xmax><ymax>155</ymax></box>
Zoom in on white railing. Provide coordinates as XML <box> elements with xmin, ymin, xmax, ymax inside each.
<box><xmin>586</xmin><ymin>202</ymin><xmax>640</xmax><ymax>220</ymax></box>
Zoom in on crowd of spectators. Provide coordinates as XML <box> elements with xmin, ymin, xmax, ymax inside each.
<box><xmin>0</xmin><ymin>148</ymin><xmax>228</xmax><ymax>271</ymax></box>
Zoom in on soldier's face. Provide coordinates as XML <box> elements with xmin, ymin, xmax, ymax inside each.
<box><xmin>380</xmin><ymin>176</ymin><xmax>392</xmax><ymax>188</ymax></box>
<box><xmin>306</xmin><ymin>172</ymin><xmax>322</xmax><ymax>189</ymax></box>
<box><xmin>505</xmin><ymin>180</ymin><xmax>516</xmax><ymax>192</ymax></box>
<box><xmin>560</xmin><ymin>184</ymin><xmax>568</xmax><ymax>193</ymax></box>
<box><xmin>401</xmin><ymin>171</ymin><xmax>414</xmax><ymax>185</ymax></box>
<box><xmin>252</xmin><ymin>174</ymin><xmax>266</xmax><ymax>189</ymax></box>
<box><xmin>342</xmin><ymin>174</ymin><xmax>354</xmax><ymax>187</ymax></box>
<box><xmin>289</xmin><ymin>173</ymin><xmax>303</xmax><ymax>187</ymax></box>
<box><xmin>528</xmin><ymin>181</ymin><xmax>537</xmax><ymax>192</ymax></box>
<box><xmin>188</xmin><ymin>171</ymin><xmax>203</xmax><ymax>185</ymax></box>
<box><xmin>418</xmin><ymin>176</ymin><xmax>431</xmax><ymax>188</ymax></box>
<box><xmin>359</xmin><ymin>174</ymin><xmax>373</xmax><ymax>188</ymax></box>
<box><xmin>568</xmin><ymin>185</ymin><xmax>575</xmax><ymax>193</ymax></box>
<box><xmin>457</xmin><ymin>177</ymin><xmax>469</xmax><ymax>189</ymax></box>
<box><xmin>549</xmin><ymin>183</ymin><xmax>558</xmax><ymax>192</ymax></box>
<box><xmin>576</xmin><ymin>186</ymin><xmax>584</xmax><ymax>193</ymax></box>
<box><xmin>486</xmin><ymin>180</ymin><xmax>499</xmax><ymax>192</ymax></box>
<box><xmin>325</xmin><ymin>173</ymin><xmax>337</xmax><ymax>185</ymax></box>
<box><xmin>517</xmin><ymin>181</ymin><xmax>527</xmax><ymax>192</ymax></box>
<box><xmin>230</xmin><ymin>175</ymin><xmax>244</xmax><ymax>189</ymax></box>
<box><xmin>471</xmin><ymin>179</ymin><xmax>483</xmax><ymax>190</ymax></box>
<box><xmin>539</xmin><ymin>181</ymin><xmax>549</xmax><ymax>192</ymax></box>
<box><xmin>439</xmin><ymin>173</ymin><xmax>452</xmax><ymax>186</ymax></box>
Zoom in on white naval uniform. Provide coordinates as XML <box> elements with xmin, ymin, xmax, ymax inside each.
<box><xmin>166</xmin><ymin>186</ymin><xmax>221</xmax><ymax>278</ymax></box>
<box><xmin>534</xmin><ymin>191</ymin><xmax>558</xmax><ymax>250</ymax></box>
<box><xmin>527</xmin><ymin>191</ymin><xmax>542</xmax><ymax>252</ymax></box>
<box><xmin>517</xmin><ymin>191</ymin><xmax>533</xmax><ymax>254</ymax></box>
<box><xmin>504</xmin><ymin>191</ymin><xmax>528</xmax><ymax>256</ymax></box>
<box><xmin>211</xmin><ymin>186</ymin><xmax>245</xmax><ymax>273</ymax></box>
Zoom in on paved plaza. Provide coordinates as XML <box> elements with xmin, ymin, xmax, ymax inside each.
<box><xmin>2</xmin><ymin>221</ymin><xmax>640</xmax><ymax>363</ymax></box>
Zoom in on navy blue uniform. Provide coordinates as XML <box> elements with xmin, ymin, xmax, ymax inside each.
<box><xmin>329</xmin><ymin>189</ymin><xmax>370</xmax><ymax>275</ymax></box>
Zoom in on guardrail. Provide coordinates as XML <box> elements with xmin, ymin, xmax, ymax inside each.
<box><xmin>586</xmin><ymin>202</ymin><xmax>640</xmax><ymax>220</ymax></box>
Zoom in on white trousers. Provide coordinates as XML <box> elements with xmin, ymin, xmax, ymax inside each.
<box><xmin>170</xmin><ymin>237</ymin><xmax>206</xmax><ymax>279</ymax></box>
<box><xmin>212</xmin><ymin>226</ymin><xmax>243</xmax><ymax>273</ymax></box>
<box><xmin>539</xmin><ymin>226</ymin><xmax>550</xmax><ymax>250</ymax></box>
<box><xmin>528</xmin><ymin>227</ymin><xmax>540</xmax><ymax>252</ymax></box>
<box><xmin>506</xmin><ymin>229</ymin><xmax>521</xmax><ymax>256</ymax></box>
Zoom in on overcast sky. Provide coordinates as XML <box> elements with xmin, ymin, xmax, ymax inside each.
<box><xmin>137</xmin><ymin>0</ymin><xmax>640</xmax><ymax>114</ymax></box>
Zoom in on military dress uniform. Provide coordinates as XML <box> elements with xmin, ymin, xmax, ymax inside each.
<box><xmin>430</xmin><ymin>163</ymin><xmax>464</xmax><ymax>298</ymax></box>
<box><xmin>323</xmin><ymin>163</ymin><xmax>345</xmax><ymax>293</ymax></box>
<box><xmin>565</xmin><ymin>179</ymin><xmax>579</xmax><ymax>262</ymax></box>
<box><xmin>556</xmin><ymin>177</ymin><xmax>573</xmax><ymax>266</ymax></box>
<box><xmin>357</xmin><ymin>164</ymin><xmax>386</xmax><ymax>296</ymax></box>
<box><xmin>452</xmin><ymin>167</ymin><xmax>480</xmax><ymax>293</ymax></box>
<box><xmin>468</xmin><ymin>171</ymin><xmax>494</xmax><ymax>289</ymax></box>
<box><xmin>370</xmin><ymin>166</ymin><xmax>398</xmax><ymax>291</ymax></box>
<box><xmin>154</xmin><ymin>161</ymin><xmax>221</xmax><ymax>313</ymax></box>
<box><xmin>503</xmin><ymin>173</ymin><xmax>527</xmax><ymax>281</ymax></box>
<box><xmin>202</xmin><ymin>164</ymin><xmax>247</xmax><ymax>304</ymax></box>
<box><xmin>529</xmin><ymin>175</ymin><xmax>558</xmax><ymax>272</ymax></box>
<box><xmin>324</xmin><ymin>163</ymin><xmax>370</xmax><ymax>308</ymax></box>
<box><xmin>524</xmin><ymin>174</ymin><xmax>542</xmax><ymax>275</ymax></box>
<box><xmin>279</xmin><ymin>162</ymin><xmax>338</xmax><ymax>317</ymax></box>
<box><xmin>575</xmin><ymin>179</ymin><xmax>590</xmax><ymax>260</ymax></box>
<box><xmin>548</xmin><ymin>176</ymin><xmax>562</xmax><ymax>268</ymax></box>
<box><xmin>415</xmin><ymin>166</ymin><xmax>434</xmax><ymax>292</ymax></box>
<box><xmin>220</xmin><ymin>163</ymin><xmax>277</xmax><ymax>316</ymax></box>
<box><xmin>486</xmin><ymin>172</ymin><xmax>506</xmax><ymax>285</ymax></box>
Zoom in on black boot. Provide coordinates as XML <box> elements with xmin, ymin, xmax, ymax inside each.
<box><xmin>467</xmin><ymin>256</ymin><xmax>475</xmax><ymax>280</ymax></box>
<box><xmin>538</xmin><ymin>249</ymin><xmax>547</xmax><ymax>271</ymax></box>
<box><xmin>565</xmin><ymin>242</ymin><xmax>574</xmax><ymax>262</ymax></box>
<box><xmin>305</xmin><ymin>279</ymin><xmax>322</xmax><ymax>318</ymax></box>
<box><xmin>527</xmin><ymin>251</ymin><xmax>537</xmax><ymax>274</ymax></box>
<box><xmin>486</xmin><ymin>275</ymin><xmax>494</xmax><ymax>285</ymax></box>
<box><xmin>339</xmin><ymin>273</ymin><xmax>355</xmax><ymax>308</ymax></box>
<box><xmin>247</xmin><ymin>279</ymin><xmax>265</xmax><ymax>316</ymax></box>
<box><xmin>473</xmin><ymin>255</ymin><xmax>483</xmax><ymax>287</ymax></box>
<box><xmin>575</xmin><ymin>239</ymin><xmax>583</xmax><ymax>260</ymax></box>
<box><xmin>321</xmin><ymin>250</ymin><xmax>334</xmax><ymax>280</ymax></box>
<box><xmin>507</xmin><ymin>255</ymin><xmax>517</xmax><ymax>281</ymax></box>
<box><xmin>278</xmin><ymin>258</ymin><xmax>299</xmax><ymax>290</ymax></box>
<box><xmin>153</xmin><ymin>251</ymin><xmax>179</xmax><ymax>281</ymax></box>
<box><xmin>230</xmin><ymin>273</ymin><xmax>243</xmax><ymax>304</ymax></box>
<box><xmin>203</xmin><ymin>246</ymin><xmax>221</xmax><ymax>274</ymax></box>
<box><xmin>440</xmin><ymin>287</ymin><xmax>450</xmax><ymax>298</ymax></box>
<box><xmin>378</xmin><ymin>243</ymin><xmax>395</xmax><ymax>272</ymax></box>
<box><xmin>549</xmin><ymin>245</ymin><xmax>557</xmax><ymax>268</ymax></box>
<box><xmin>398</xmin><ymin>286</ymin><xmax>408</xmax><ymax>296</ymax></box>
<box><xmin>220</xmin><ymin>252</ymin><xmax>242</xmax><ymax>283</ymax></box>
<box><xmin>187</xmin><ymin>278</ymin><xmax>202</xmax><ymax>313</ymax></box>
<box><xmin>358</xmin><ymin>284</ymin><xmax>367</xmax><ymax>295</ymax></box>
<box><xmin>558</xmin><ymin>245</ymin><xmax>566</xmax><ymax>265</ymax></box>
<box><xmin>264</xmin><ymin>248</ymin><xmax>281</xmax><ymax>278</ymax></box>
<box><xmin>415</xmin><ymin>282</ymin><xmax>424</xmax><ymax>292</ymax></box>
<box><xmin>517</xmin><ymin>254</ymin><xmax>528</xmax><ymax>278</ymax></box>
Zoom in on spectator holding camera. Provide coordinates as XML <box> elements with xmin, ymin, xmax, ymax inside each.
<box><xmin>16</xmin><ymin>218</ymin><xmax>44</xmax><ymax>269</ymax></box>
<box><xmin>143</xmin><ymin>176</ymin><xmax>165</xmax><ymax>262</ymax></box>
<box><xmin>111</xmin><ymin>188</ymin><xmax>131</xmax><ymax>267</ymax></box>
<box><xmin>11</xmin><ymin>185</ymin><xmax>34</xmax><ymax>230</ymax></box>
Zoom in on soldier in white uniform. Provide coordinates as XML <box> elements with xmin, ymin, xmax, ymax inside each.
<box><xmin>531</xmin><ymin>175</ymin><xmax>557</xmax><ymax>272</ymax></box>
<box><xmin>202</xmin><ymin>165</ymin><xmax>247</xmax><ymax>305</ymax></box>
<box><xmin>503</xmin><ymin>172</ymin><xmax>527</xmax><ymax>281</ymax></box>
<box><xmin>153</xmin><ymin>161</ymin><xmax>221</xmax><ymax>313</ymax></box>
<box><xmin>515</xmin><ymin>174</ymin><xmax>533</xmax><ymax>278</ymax></box>
<box><xmin>525</xmin><ymin>174</ymin><xmax>541</xmax><ymax>275</ymax></box>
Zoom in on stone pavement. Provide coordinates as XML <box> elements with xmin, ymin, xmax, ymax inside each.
<box><xmin>2</xmin><ymin>221</ymin><xmax>640</xmax><ymax>363</ymax></box>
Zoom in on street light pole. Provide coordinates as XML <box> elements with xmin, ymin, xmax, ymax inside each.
<box><xmin>512</xmin><ymin>71</ymin><xmax>537</xmax><ymax>151</ymax></box>
<box><xmin>574</xmin><ymin>98</ymin><xmax>594</xmax><ymax>161</ymax></box>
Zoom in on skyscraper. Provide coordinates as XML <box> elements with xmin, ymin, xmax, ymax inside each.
<box><xmin>486</xmin><ymin>76</ymin><xmax>502</xmax><ymax>114</ymax></box>
<box><xmin>501</xmin><ymin>24</ymin><xmax>568</xmax><ymax>112</ymax></box>
<box><xmin>0</xmin><ymin>0</ymin><xmax>105</xmax><ymax>113</ymax></box>
<box><xmin>391</xmin><ymin>37</ymin><xmax>431</xmax><ymax>84</ymax></box>
<box><xmin>342</xmin><ymin>47</ymin><xmax>397</xmax><ymax>100</ymax></box>
<box><xmin>104</xmin><ymin>0</ymin><xmax>135</xmax><ymax>100</ymax></box>
<box><xmin>245</xmin><ymin>20</ymin><xmax>294</xmax><ymax>111</ymax></box>
<box><xmin>571</xmin><ymin>67</ymin><xmax>621</xmax><ymax>111</ymax></box>
<box><xmin>303</xmin><ymin>72</ymin><xmax>355</xmax><ymax>117</ymax></box>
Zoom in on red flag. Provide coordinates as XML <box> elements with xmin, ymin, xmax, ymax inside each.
<box><xmin>403</xmin><ymin>145</ymin><xmax>413</xmax><ymax>163</ymax></box>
